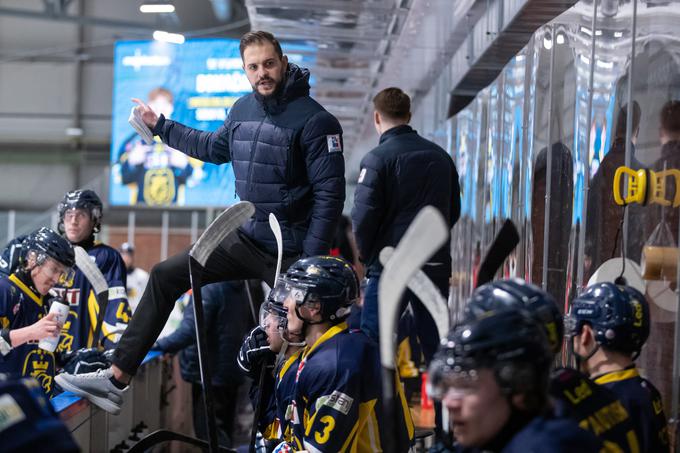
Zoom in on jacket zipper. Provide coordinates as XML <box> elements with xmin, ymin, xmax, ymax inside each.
<box><xmin>247</xmin><ymin>115</ymin><xmax>267</xmax><ymax>192</ymax></box>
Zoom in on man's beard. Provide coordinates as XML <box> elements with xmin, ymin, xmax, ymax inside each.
<box><xmin>253</xmin><ymin>69</ymin><xmax>286</xmax><ymax>98</ymax></box>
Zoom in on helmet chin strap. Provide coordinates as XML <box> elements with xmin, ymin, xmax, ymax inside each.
<box><xmin>277</xmin><ymin>328</ymin><xmax>306</xmax><ymax>364</ymax></box>
<box><xmin>568</xmin><ymin>335</ymin><xmax>599</xmax><ymax>373</ymax></box>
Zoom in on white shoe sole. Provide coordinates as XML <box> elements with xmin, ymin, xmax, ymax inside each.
<box><xmin>55</xmin><ymin>374</ymin><xmax>122</xmax><ymax>415</ymax></box>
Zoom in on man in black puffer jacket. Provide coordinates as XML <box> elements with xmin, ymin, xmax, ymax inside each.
<box><xmin>154</xmin><ymin>282</ymin><xmax>250</xmax><ymax>448</ymax></box>
<box><xmin>55</xmin><ymin>31</ymin><xmax>345</xmax><ymax>414</ymax></box>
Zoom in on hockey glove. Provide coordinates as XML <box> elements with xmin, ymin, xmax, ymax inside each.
<box><xmin>60</xmin><ymin>348</ymin><xmax>111</xmax><ymax>374</ymax></box>
<box><xmin>237</xmin><ymin>326</ymin><xmax>274</xmax><ymax>376</ymax></box>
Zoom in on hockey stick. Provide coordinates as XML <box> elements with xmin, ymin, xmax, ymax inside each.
<box><xmin>269</xmin><ymin>213</ymin><xmax>283</xmax><ymax>286</ymax></box>
<box><xmin>475</xmin><ymin>219</ymin><xmax>520</xmax><ymax>288</ymax></box>
<box><xmin>379</xmin><ymin>246</ymin><xmax>449</xmax><ymax>340</ymax></box>
<box><xmin>379</xmin><ymin>206</ymin><xmax>448</xmax><ymax>452</ymax></box>
<box><xmin>74</xmin><ymin>246</ymin><xmax>110</xmax><ymax>348</ymax></box>
<box><xmin>248</xmin><ymin>213</ymin><xmax>284</xmax><ymax>453</ymax></box>
<box><xmin>187</xmin><ymin>201</ymin><xmax>255</xmax><ymax>453</ymax></box>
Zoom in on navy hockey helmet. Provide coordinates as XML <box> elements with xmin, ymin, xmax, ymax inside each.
<box><xmin>23</xmin><ymin>227</ymin><xmax>75</xmax><ymax>269</ymax></box>
<box><xmin>465</xmin><ymin>278</ymin><xmax>563</xmax><ymax>355</ymax></box>
<box><xmin>270</xmin><ymin>256</ymin><xmax>359</xmax><ymax>324</ymax></box>
<box><xmin>58</xmin><ymin>190</ymin><xmax>103</xmax><ymax>234</ymax></box>
<box><xmin>566</xmin><ymin>282</ymin><xmax>649</xmax><ymax>357</ymax></box>
<box><xmin>428</xmin><ymin>309</ymin><xmax>552</xmax><ymax>411</ymax></box>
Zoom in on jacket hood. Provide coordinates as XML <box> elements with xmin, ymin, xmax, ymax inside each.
<box><xmin>255</xmin><ymin>63</ymin><xmax>311</xmax><ymax>114</ymax></box>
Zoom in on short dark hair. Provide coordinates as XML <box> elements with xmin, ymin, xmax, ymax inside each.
<box><xmin>660</xmin><ymin>100</ymin><xmax>680</xmax><ymax>135</ymax></box>
<box><xmin>239</xmin><ymin>31</ymin><xmax>283</xmax><ymax>60</ymax></box>
<box><xmin>614</xmin><ymin>101</ymin><xmax>640</xmax><ymax>139</ymax></box>
<box><xmin>373</xmin><ymin>87</ymin><xmax>411</xmax><ymax>121</ymax></box>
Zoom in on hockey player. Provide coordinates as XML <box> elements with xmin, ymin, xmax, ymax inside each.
<box><xmin>464</xmin><ymin>279</ymin><xmax>640</xmax><ymax>452</ymax></box>
<box><xmin>238</xmin><ymin>294</ymin><xmax>305</xmax><ymax>446</ymax></box>
<box><xmin>566</xmin><ymin>282</ymin><xmax>669</xmax><ymax>452</ymax></box>
<box><xmin>52</xmin><ymin>190</ymin><xmax>131</xmax><ymax>352</ymax></box>
<box><xmin>428</xmin><ymin>308</ymin><xmax>603</xmax><ymax>452</ymax></box>
<box><xmin>0</xmin><ymin>228</ymin><xmax>75</xmax><ymax>396</ymax></box>
<box><xmin>278</xmin><ymin>255</ymin><xmax>413</xmax><ymax>452</ymax></box>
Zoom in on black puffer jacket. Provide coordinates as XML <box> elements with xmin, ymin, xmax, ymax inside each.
<box><xmin>155</xmin><ymin>281</ymin><xmax>250</xmax><ymax>385</ymax></box>
<box><xmin>153</xmin><ymin>64</ymin><xmax>345</xmax><ymax>257</ymax></box>
<box><xmin>351</xmin><ymin>125</ymin><xmax>461</xmax><ymax>273</ymax></box>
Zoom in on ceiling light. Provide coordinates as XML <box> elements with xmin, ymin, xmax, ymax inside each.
<box><xmin>140</xmin><ymin>3</ymin><xmax>175</xmax><ymax>13</ymax></box>
<box><xmin>153</xmin><ymin>30</ymin><xmax>185</xmax><ymax>44</ymax></box>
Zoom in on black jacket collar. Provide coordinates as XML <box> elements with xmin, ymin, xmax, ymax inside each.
<box><xmin>379</xmin><ymin>124</ymin><xmax>414</xmax><ymax>144</ymax></box>
<box><xmin>254</xmin><ymin>63</ymin><xmax>311</xmax><ymax>114</ymax></box>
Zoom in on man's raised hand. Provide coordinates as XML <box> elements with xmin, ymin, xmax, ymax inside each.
<box><xmin>131</xmin><ymin>98</ymin><xmax>159</xmax><ymax>130</ymax></box>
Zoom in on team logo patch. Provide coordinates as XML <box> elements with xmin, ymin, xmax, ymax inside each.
<box><xmin>0</xmin><ymin>395</ymin><xmax>25</xmax><ymax>433</ymax></box>
<box><xmin>358</xmin><ymin>168</ymin><xmax>367</xmax><ymax>184</ymax></box>
<box><xmin>317</xmin><ymin>390</ymin><xmax>354</xmax><ymax>415</ymax></box>
<box><xmin>326</xmin><ymin>134</ymin><xmax>342</xmax><ymax>153</ymax></box>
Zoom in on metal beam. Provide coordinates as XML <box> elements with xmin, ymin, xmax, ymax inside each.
<box><xmin>0</xmin><ymin>7</ymin><xmax>159</xmax><ymax>31</ymax></box>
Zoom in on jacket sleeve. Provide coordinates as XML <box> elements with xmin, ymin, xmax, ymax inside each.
<box><xmin>351</xmin><ymin>152</ymin><xmax>386</xmax><ymax>263</ymax></box>
<box><xmin>300</xmin><ymin>111</ymin><xmax>346</xmax><ymax>257</ymax></box>
<box><xmin>99</xmin><ymin>250</ymin><xmax>131</xmax><ymax>349</ymax></box>
<box><xmin>154</xmin><ymin>114</ymin><xmax>232</xmax><ymax>165</ymax></box>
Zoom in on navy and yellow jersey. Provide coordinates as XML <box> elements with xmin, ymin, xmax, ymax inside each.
<box><xmin>502</xmin><ymin>413</ymin><xmax>603</xmax><ymax>452</ymax></box>
<box><xmin>397</xmin><ymin>309</ymin><xmax>424</xmax><ymax>380</ymax></box>
<box><xmin>253</xmin><ymin>350</ymin><xmax>304</xmax><ymax>443</ymax></box>
<box><xmin>594</xmin><ymin>367</ymin><xmax>669</xmax><ymax>453</ymax></box>
<box><xmin>0</xmin><ymin>375</ymin><xmax>79</xmax><ymax>452</ymax></box>
<box><xmin>291</xmin><ymin>322</ymin><xmax>414</xmax><ymax>453</ymax></box>
<box><xmin>119</xmin><ymin>135</ymin><xmax>194</xmax><ymax>206</ymax></box>
<box><xmin>550</xmin><ymin>367</ymin><xmax>640</xmax><ymax>453</ymax></box>
<box><xmin>277</xmin><ymin>349</ymin><xmax>302</xmax><ymax>443</ymax></box>
<box><xmin>0</xmin><ymin>275</ymin><xmax>56</xmax><ymax>397</ymax></box>
<box><xmin>52</xmin><ymin>243</ymin><xmax>130</xmax><ymax>352</ymax></box>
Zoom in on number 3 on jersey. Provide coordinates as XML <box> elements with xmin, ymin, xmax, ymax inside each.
<box><xmin>314</xmin><ymin>415</ymin><xmax>336</xmax><ymax>444</ymax></box>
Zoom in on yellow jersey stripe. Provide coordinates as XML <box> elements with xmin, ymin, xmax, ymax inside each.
<box><xmin>594</xmin><ymin>368</ymin><xmax>640</xmax><ymax>385</ymax></box>
<box><xmin>9</xmin><ymin>274</ymin><xmax>43</xmax><ymax>307</ymax></box>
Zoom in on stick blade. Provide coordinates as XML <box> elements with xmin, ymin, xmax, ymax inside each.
<box><xmin>475</xmin><ymin>219</ymin><xmax>519</xmax><ymax>288</ymax></box>
<box><xmin>190</xmin><ymin>201</ymin><xmax>255</xmax><ymax>266</ymax></box>
<box><xmin>74</xmin><ymin>246</ymin><xmax>108</xmax><ymax>295</ymax></box>
<box><xmin>268</xmin><ymin>213</ymin><xmax>283</xmax><ymax>285</ymax></box>
<box><xmin>379</xmin><ymin>206</ymin><xmax>449</xmax><ymax>369</ymax></box>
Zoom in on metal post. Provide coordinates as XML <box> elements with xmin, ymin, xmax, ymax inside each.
<box><xmin>575</xmin><ymin>0</ymin><xmax>599</xmax><ymax>293</ymax></box>
<box><xmin>623</xmin><ymin>0</ymin><xmax>638</xmax><ymax>257</ymax></box>
<box><xmin>542</xmin><ymin>25</ymin><xmax>556</xmax><ymax>290</ymax></box>
<box><xmin>161</xmin><ymin>211</ymin><xmax>169</xmax><ymax>261</ymax></box>
<box><xmin>519</xmin><ymin>37</ymin><xmax>535</xmax><ymax>280</ymax></box>
<box><xmin>190</xmin><ymin>211</ymin><xmax>199</xmax><ymax>244</ymax></box>
<box><xmin>7</xmin><ymin>210</ymin><xmax>15</xmax><ymax>242</ymax></box>
<box><xmin>127</xmin><ymin>211</ymin><xmax>135</xmax><ymax>246</ymax></box>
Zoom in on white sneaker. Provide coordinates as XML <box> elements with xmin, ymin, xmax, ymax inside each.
<box><xmin>55</xmin><ymin>368</ymin><xmax>128</xmax><ymax>415</ymax></box>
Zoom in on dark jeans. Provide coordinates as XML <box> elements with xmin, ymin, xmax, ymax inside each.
<box><xmin>360</xmin><ymin>266</ymin><xmax>450</xmax><ymax>363</ymax></box>
<box><xmin>192</xmin><ymin>383</ymin><xmax>238</xmax><ymax>447</ymax></box>
<box><xmin>112</xmin><ymin>230</ymin><xmax>299</xmax><ymax>376</ymax></box>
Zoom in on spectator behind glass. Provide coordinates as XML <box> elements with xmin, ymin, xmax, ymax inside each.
<box><xmin>118</xmin><ymin>243</ymin><xmax>149</xmax><ymax>314</ymax></box>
